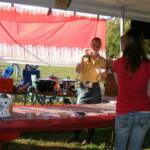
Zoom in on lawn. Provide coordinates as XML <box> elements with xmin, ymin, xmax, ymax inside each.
<box><xmin>4</xmin><ymin>129</ymin><xmax>150</xmax><ymax>150</ymax></box>
<box><xmin>1</xmin><ymin>63</ymin><xmax>150</xmax><ymax>150</ymax></box>
<box><xmin>6</xmin><ymin>128</ymin><xmax>113</xmax><ymax>150</ymax></box>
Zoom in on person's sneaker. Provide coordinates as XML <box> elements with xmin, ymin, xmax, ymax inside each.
<box><xmin>81</xmin><ymin>139</ymin><xmax>91</xmax><ymax>145</ymax></box>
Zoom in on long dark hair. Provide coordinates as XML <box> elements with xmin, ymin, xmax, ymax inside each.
<box><xmin>122</xmin><ymin>28</ymin><xmax>148</xmax><ymax>73</ymax></box>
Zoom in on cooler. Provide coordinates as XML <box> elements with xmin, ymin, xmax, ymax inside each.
<box><xmin>0</xmin><ymin>78</ymin><xmax>14</xmax><ymax>93</ymax></box>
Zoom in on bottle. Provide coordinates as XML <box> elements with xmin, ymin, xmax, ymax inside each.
<box><xmin>82</xmin><ymin>55</ymin><xmax>91</xmax><ymax>63</ymax></box>
<box><xmin>82</xmin><ymin>48</ymin><xmax>91</xmax><ymax>63</ymax></box>
<box><xmin>2</xmin><ymin>66</ymin><xmax>14</xmax><ymax>78</ymax></box>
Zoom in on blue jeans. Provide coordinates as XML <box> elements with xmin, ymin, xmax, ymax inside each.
<box><xmin>115</xmin><ymin>111</ymin><xmax>150</xmax><ymax>150</ymax></box>
<box><xmin>76</xmin><ymin>82</ymin><xmax>101</xmax><ymax>104</ymax></box>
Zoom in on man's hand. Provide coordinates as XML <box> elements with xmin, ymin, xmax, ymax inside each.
<box><xmin>101</xmin><ymin>71</ymin><xmax>108</xmax><ymax>80</ymax></box>
<box><xmin>75</xmin><ymin>63</ymin><xmax>83</xmax><ymax>74</ymax></box>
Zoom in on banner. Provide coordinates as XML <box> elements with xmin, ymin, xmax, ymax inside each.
<box><xmin>0</xmin><ymin>8</ymin><xmax>106</xmax><ymax>66</ymax></box>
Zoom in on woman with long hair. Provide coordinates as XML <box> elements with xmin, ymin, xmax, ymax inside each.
<box><xmin>112</xmin><ymin>28</ymin><xmax>150</xmax><ymax>150</ymax></box>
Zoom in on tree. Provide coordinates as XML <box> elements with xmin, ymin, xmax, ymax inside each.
<box><xmin>145</xmin><ymin>39</ymin><xmax>150</xmax><ymax>55</ymax></box>
<box><xmin>106</xmin><ymin>18</ymin><xmax>150</xmax><ymax>58</ymax></box>
<box><xmin>106</xmin><ymin>18</ymin><xmax>120</xmax><ymax>58</ymax></box>
<box><xmin>106</xmin><ymin>18</ymin><xmax>130</xmax><ymax>58</ymax></box>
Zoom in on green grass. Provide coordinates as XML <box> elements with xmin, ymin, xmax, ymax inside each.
<box><xmin>1</xmin><ymin>63</ymin><xmax>150</xmax><ymax>150</ymax></box>
<box><xmin>0</xmin><ymin>62</ymin><xmax>77</xmax><ymax>82</ymax></box>
<box><xmin>4</xmin><ymin>129</ymin><xmax>150</xmax><ymax>150</ymax></box>
<box><xmin>40</xmin><ymin>65</ymin><xmax>77</xmax><ymax>79</ymax></box>
<box><xmin>7</xmin><ymin>128</ymin><xmax>111</xmax><ymax>150</ymax></box>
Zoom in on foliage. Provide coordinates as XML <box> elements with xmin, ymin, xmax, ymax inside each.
<box><xmin>106</xmin><ymin>18</ymin><xmax>120</xmax><ymax>58</ymax></box>
<box><xmin>145</xmin><ymin>39</ymin><xmax>150</xmax><ymax>54</ymax></box>
<box><xmin>106</xmin><ymin>18</ymin><xmax>130</xmax><ymax>58</ymax></box>
<box><xmin>106</xmin><ymin>18</ymin><xmax>150</xmax><ymax>58</ymax></box>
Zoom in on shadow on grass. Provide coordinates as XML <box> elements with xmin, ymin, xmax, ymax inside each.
<box><xmin>5</xmin><ymin>128</ymin><xmax>150</xmax><ymax>150</ymax></box>
<box><xmin>16</xmin><ymin>128</ymin><xmax>113</xmax><ymax>144</ymax></box>
<box><xmin>5</xmin><ymin>143</ymin><xmax>83</xmax><ymax>150</ymax></box>
<box><xmin>4</xmin><ymin>128</ymin><xmax>112</xmax><ymax>150</ymax></box>
<box><xmin>143</xmin><ymin>129</ymin><xmax>150</xmax><ymax>149</ymax></box>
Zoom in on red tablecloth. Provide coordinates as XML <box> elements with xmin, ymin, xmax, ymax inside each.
<box><xmin>0</xmin><ymin>103</ymin><xmax>115</xmax><ymax>143</ymax></box>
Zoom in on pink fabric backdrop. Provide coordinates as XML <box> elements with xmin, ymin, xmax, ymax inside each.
<box><xmin>0</xmin><ymin>8</ymin><xmax>106</xmax><ymax>49</ymax></box>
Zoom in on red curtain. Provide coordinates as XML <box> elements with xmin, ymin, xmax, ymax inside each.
<box><xmin>0</xmin><ymin>8</ymin><xmax>106</xmax><ymax>49</ymax></box>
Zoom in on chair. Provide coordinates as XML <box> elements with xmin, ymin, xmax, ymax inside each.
<box><xmin>23</xmin><ymin>65</ymin><xmax>40</xmax><ymax>85</ymax></box>
<box><xmin>22</xmin><ymin>65</ymin><xmax>40</xmax><ymax>105</ymax></box>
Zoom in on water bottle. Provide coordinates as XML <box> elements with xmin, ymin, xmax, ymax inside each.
<box><xmin>2</xmin><ymin>66</ymin><xmax>14</xmax><ymax>78</ymax></box>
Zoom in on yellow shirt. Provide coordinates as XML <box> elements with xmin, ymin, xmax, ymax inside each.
<box><xmin>79</xmin><ymin>55</ymin><xmax>106</xmax><ymax>82</ymax></box>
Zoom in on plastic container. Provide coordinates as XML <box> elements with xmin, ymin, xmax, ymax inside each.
<box><xmin>2</xmin><ymin>66</ymin><xmax>14</xmax><ymax>78</ymax></box>
<box><xmin>0</xmin><ymin>94</ymin><xmax>13</xmax><ymax>117</ymax></box>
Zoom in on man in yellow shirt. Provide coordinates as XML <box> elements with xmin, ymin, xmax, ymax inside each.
<box><xmin>76</xmin><ymin>37</ymin><xmax>107</xmax><ymax>104</ymax></box>
<box><xmin>74</xmin><ymin>37</ymin><xmax>107</xmax><ymax>144</ymax></box>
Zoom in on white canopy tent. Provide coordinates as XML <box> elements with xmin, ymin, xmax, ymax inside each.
<box><xmin>0</xmin><ymin>0</ymin><xmax>150</xmax><ymax>23</ymax></box>
<box><xmin>0</xmin><ymin>0</ymin><xmax>149</xmax><ymax>66</ymax></box>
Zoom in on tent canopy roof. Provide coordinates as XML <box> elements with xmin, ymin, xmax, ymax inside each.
<box><xmin>1</xmin><ymin>0</ymin><xmax>150</xmax><ymax>22</ymax></box>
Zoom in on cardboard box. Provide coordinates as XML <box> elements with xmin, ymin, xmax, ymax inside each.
<box><xmin>0</xmin><ymin>78</ymin><xmax>13</xmax><ymax>93</ymax></box>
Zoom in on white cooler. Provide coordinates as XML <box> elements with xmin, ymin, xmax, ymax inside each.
<box><xmin>0</xmin><ymin>94</ymin><xmax>13</xmax><ymax>117</ymax></box>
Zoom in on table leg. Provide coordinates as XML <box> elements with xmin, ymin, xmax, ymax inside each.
<box><xmin>105</xmin><ymin>126</ymin><xmax>115</xmax><ymax>150</ymax></box>
<box><xmin>110</xmin><ymin>126</ymin><xmax>115</xmax><ymax>149</ymax></box>
<box><xmin>0</xmin><ymin>143</ymin><xmax>3</xmax><ymax>150</ymax></box>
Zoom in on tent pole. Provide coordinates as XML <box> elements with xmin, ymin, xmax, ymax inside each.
<box><xmin>120</xmin><ymin>7</ymin><xmax>125</xmax><ymax>56</ymax></box>
<box><xmin>120</xmin><ymin>7</ymin><xmax>125</xmax><ymax>36</ymax></box>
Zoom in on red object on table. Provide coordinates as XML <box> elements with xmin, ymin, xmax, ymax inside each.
<box><xmin>0</xmin><ymin>78</ymin><xmax>13</xmax><ymax>93</ymax></box>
